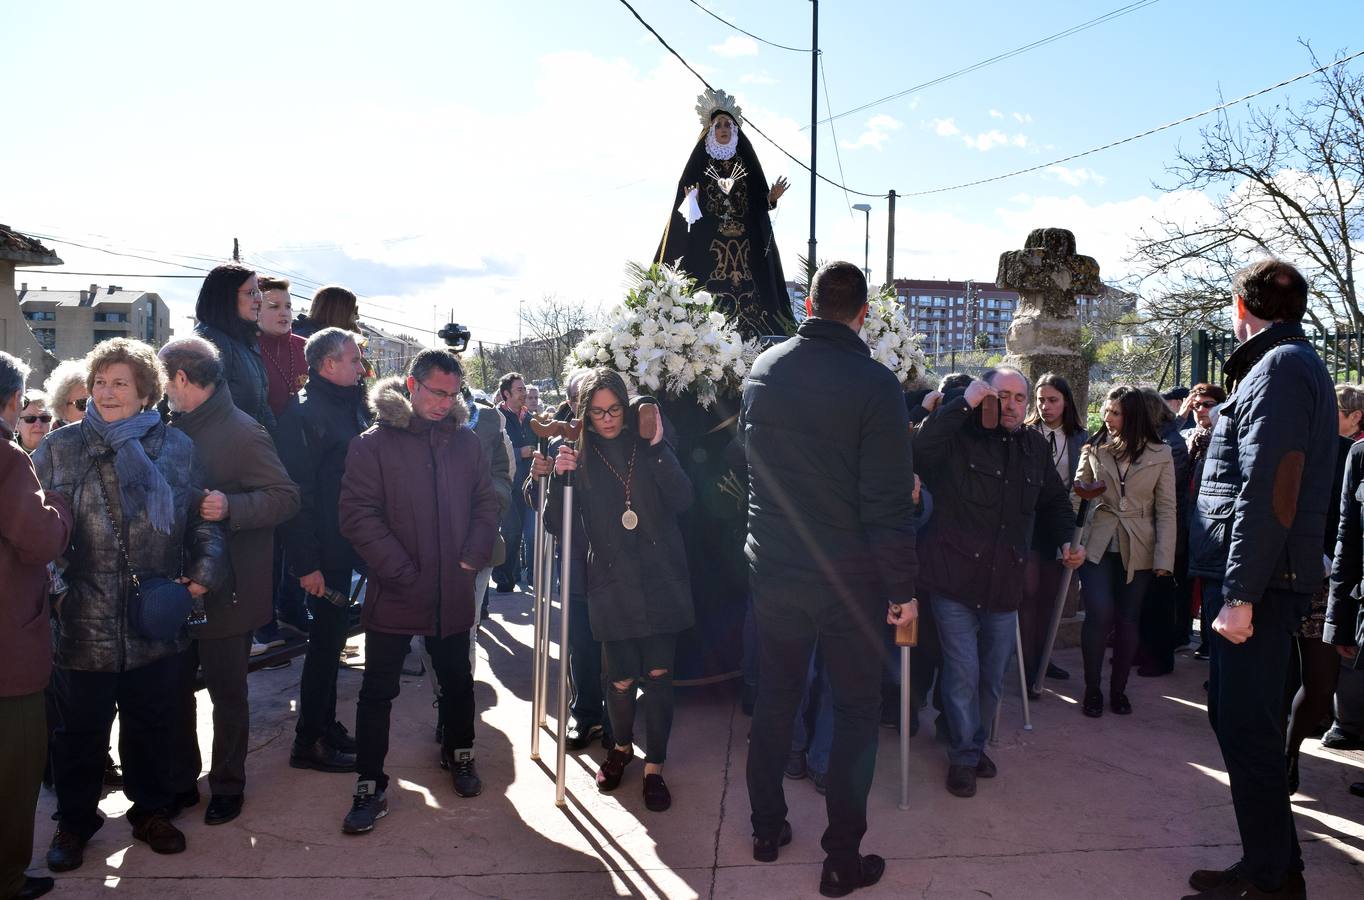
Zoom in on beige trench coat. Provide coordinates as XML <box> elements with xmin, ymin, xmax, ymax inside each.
<box><xmin>1073</xmin><ymin>439</ymin><xmax>1177</xmax><ymax>582</ymax></box>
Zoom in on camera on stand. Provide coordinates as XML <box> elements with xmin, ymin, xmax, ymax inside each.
<box><xmin>439</xmin><ymin>322</ymin><xmax>472</xmax><ymax>352</ymax></box>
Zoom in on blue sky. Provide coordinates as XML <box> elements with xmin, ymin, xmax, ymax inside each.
<box><xmin>3</xmin><ymin>0</ymin><xmax>1361</xmax><ymax>348</ymax></box>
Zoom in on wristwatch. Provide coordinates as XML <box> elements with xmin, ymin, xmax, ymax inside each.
<box><xmin>1224</xmin><ymin>599</ymin><xmax>1250</xmax><ymax>608</ymax></box>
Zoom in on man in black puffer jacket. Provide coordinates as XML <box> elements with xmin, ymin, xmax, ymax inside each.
<box><xmin>742</xmin><ymin>262</ymin><xmax>917</xmax><ymax>897</ymax></box>
<box><xmin>1183</xmin><ymin>260</ymin><xmax>1334</xmax><ymax>900</ymax></box>
<box><xmin>275</xmin><ymin>327</ymin><xmax>372</xmax><ymax>774</ymax></box>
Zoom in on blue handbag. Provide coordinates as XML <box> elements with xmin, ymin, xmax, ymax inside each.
<box><xmin>95</xmin><ymin>472</ymin><xmax>200</xmax><ymax>642</ymax></box>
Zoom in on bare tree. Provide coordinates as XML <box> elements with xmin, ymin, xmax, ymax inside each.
<box><xmin>1131</xmin><ymin>49</ymin><xmax>1363</xmax><ymax>334</ymax></box>
<box><xmin>519</xmin><ymin>295</ymin><xmax>601</xmax><ymax>387</ymax></box>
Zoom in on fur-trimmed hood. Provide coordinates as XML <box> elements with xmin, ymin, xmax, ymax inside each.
<box><xmin>368</xmin><ymin>375</ymin><xmax>470</xmax><ymax>431</ymax></box>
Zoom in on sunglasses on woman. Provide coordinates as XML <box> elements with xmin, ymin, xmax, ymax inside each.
<box><xmin>20</xmin><ymin>414</ymin><xmax>53</xmax><ymax>424</ymax></box>
<box><xmin>67</xmin><ymin>397</ymin><xmax>89</xmax><ymax>412</ymax></box>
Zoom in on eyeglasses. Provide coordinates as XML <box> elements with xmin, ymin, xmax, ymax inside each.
<box><xmin>67</xmin><ymin>397</ymin><xmax>88</xmax><ymax>411</ymax></box>
<box><xmin>1193</xmin><ymin>400</ymin><xmax>1217</xmax><ymax>410</ymax></box>
<box><xmin>238</xmin><ymin>288</ymin><xmax>264</xmax><ymax>300</ymax></box>
<box><xmin>20</xmin><ymin>414</ymin><xmax>53</xmax><ymax>424</ymax></box>
<box><xmin>587</xmin><ymin>403</ymin><xmax>625</xmax><ymax>420</ymax></box>
<box><xmin>415</xmin><ymin>380</ymin><xmax>461</xmax><ymax>402</ymax></box>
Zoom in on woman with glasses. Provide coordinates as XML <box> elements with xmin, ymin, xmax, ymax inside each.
<box><xmin>193</xmin><ymin>263</ymin><xmax>274</xmax><ymax>431</ymax></box>
<box><xmin>547</xmin><ymin>368</ymin><xmax>694</xmax><ymax>812</ymax></box>
<box><xmin>44</xmin><ymin>359</ymin><xmax>90</xmax><ymax>427</ymax></box>
<box><xmin>15</xmin><ymin>391</ymin><xmax>54</xmax><ymax>452</ymax></box>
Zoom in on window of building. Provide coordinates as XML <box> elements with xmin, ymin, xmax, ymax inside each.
<box><xmin>33</xmin><ymin>328</ymin><xmax>56</xmax><ymax>351</ymax></box>
<box><xmin>95</xmin><ymin>311</ymin><xmax>129</xmax><ymax>323</ymax></box>
<box><xmin>93</xmin><ymin>329</ymin><xmax>126</xmax><ymax>346</ymax></box>
<box><xmin>24</xmin><ymin>310</ymin><xmax>56</xmax><ymax>321</ymax></box>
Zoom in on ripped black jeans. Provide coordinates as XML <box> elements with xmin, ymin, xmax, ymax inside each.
<box><xmin>602</xmin><ymin>633</ymin><xmax>678</xmax><ymax>764</ymax></box>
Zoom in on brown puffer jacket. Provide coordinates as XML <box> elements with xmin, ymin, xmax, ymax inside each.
<box><xmin>339</xmin><ymin>377</ymin><xmax>500</xmax><ymax>638</ymax></box>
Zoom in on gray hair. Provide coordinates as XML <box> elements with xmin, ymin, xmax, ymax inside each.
<box><xmin>0</xmin><ymin>351</ymin><xmax>30</xmax><ymax>409</ymax></box>
<box><xmin>43</xmin><ymin>359</ymin><xmax>89</xmax><ymax>419</ymax></box>
<box><xmin>305</xmin><ymin>327</ymin><xmax>359</xmax><ymax>371</ymax></box>
<box><xmin>158</xmin><ymin>336</ymin><xmax>223</xmax><ymax>388</ymax></box>
<box><xmin>564</xmin><ymin>368</ymin><xmax>590</xmax><ymax>405</ymax></box>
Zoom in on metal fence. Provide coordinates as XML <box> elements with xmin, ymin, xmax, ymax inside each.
<box><xmin>1159</xmin><ymin>329</ymin><xmax>1364</xmax><ymax>389</ymax></box>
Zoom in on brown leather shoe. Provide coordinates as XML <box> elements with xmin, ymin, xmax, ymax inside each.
<box><xmin>131</xmin><ymin>811</ymin><xmax>186</xmax><ymax>855</ymax></box>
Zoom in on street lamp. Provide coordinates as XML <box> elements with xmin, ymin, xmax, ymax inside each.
<box><xmin>852</xmin><ymin>203</ymin><xmax>872</xmax><ymax>282</ymax></box>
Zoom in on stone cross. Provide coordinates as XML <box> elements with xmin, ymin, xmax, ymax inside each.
<box><xmin>998</xmin><ymin>227</ymin><xmax>1101</xmax><ymax>416</ymax></box>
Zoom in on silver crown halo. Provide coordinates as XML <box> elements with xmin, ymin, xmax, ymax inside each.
<box><xmin>695</xmin><ymin>88</ymin><xmax>744</xmax><ymax>127</ymax></box>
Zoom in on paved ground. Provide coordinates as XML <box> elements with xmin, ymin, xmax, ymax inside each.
<box><xmin>27</xmin><ymin>588</ymin><xmax>1364</xmax><ymax>899</ymax></box>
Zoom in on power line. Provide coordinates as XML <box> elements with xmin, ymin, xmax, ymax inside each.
<box><xmin>13</xmin><ymin>270</ymin><xmax>205</xmax><ymax>279</ymax></box>
<box><xmin>613</xmin><ymin>0</ymin><xmax>884</xmax><ymax>198</ymax></box>
<box><xmin>818</xmin><ymin>53</ymin><xmax>855</xmax><ymax>220</ymax></box>
<box><xmin>902</xmin><ymin>47</ymin><xmax>1364</xmax><ymax>198</ymax></box>
<box><xmin>811</xmin><ymin>0</ymin><xmax>1161</xmax><ymax>129</ymax></box>
<box><xmin>684</xmin><ymin>0</ymin><xmax>810</xmax><ymax>53</ymax></box>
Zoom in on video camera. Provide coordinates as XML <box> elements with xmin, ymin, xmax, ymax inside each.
<box><xmin>439</xmin><ymin>322</ymin><xmax>471</xmax><ymax>353</ymax></box>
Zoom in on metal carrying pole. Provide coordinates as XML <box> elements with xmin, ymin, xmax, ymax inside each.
<box><xmin>1033</xmin><ymin>481</ymin><xmax>1107</xmax><ymax>696</ymax></box>
<box><xmin>529</xmin><ymin>423</ymin><xmax>553</xmax><ymax>760</ymax></box>
<box><xmin>554</xmin><ymin>419</ymin><xmax>583</xmax><ymax>808</ymax></box>
<box><xmin>1015</xmin><ymin>616</ymin><xmax>1032</xmax><ymax>732</ymax></box>
<box><xmin>895</xmin><ymin>615</ymin><xmax>918</xmax><ymax>811</ymax></box>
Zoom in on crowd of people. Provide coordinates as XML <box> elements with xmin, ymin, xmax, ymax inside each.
<box><xmin>1</xmin><ymin>257</ymin><xmax>1361</xmax><ymax>899</ymax></box>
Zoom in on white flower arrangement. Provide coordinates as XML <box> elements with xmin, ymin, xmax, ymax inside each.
<box><xmin>859</xmin><ymin>289</ymin><xmax>928</xmax><ymax>387</ymax></box>
<box><xmin>567</xmin><ymin>262</ymin><xmax>758</xmax><ymax>407</ymax></box>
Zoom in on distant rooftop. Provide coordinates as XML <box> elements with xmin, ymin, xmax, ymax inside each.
<box><xmin>0</xmin><ymin>225</ymin><xmax>62</xmax><ymax>266</ymax></box>
<box><xmin>19</xmin><ymin>286</ymin><xmax>154</xmax><ymax>306</ymax></box>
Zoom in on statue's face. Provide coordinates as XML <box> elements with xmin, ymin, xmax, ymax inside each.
<box><xmin>713</xmin><ymin>114</ymin><xmax>734</xmax><ymax>146</ymax></box>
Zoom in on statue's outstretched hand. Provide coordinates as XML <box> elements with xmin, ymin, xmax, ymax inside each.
<box><xmin>769</xmin><ymin>177</ymin><xmax>789</xmax><ymax>205</ymax></box>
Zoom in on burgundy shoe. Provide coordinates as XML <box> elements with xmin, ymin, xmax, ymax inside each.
<box><xmin>642</xmin><ymin>773</ymin><xmax>671</xmax><ymax>812</ymax></box>
<box><xmin>595</xmin><ymin>747</ymin><xmax>634</xmax><ymax>792</ymax></box>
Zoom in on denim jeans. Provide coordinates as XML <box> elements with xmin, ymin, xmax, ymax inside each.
<box><xmin>932</xmin><ymin>593</ymin><xmax>1016</xmax><ymax>767</ymax></box>
<box><xmin>791</xmin><ymin>648</ymin><xmax>834</xmax><ymax>775</ymax></box>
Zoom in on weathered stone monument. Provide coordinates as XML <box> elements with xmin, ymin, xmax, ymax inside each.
<box><xmin>998</xmin><ymin>227</ymin><xmax>1100</xmax><ymax>414</ymax></box>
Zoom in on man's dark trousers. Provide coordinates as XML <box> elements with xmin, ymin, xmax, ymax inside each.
<box><xmin>0</xmin><ymin>691</ymin><xmax>46</xmax><ymax>897</ymax></box>
<box><xmin>357</xmin><ymin>630</ymin><xmax>474</xmax><ymax>790</ymax></box>
<box><xmin>295</xmin><ymin>568</ymin><xmax>354</xmax><ymax>743</ymax></box>
<box><xmin>171</xmin><ymin>633</ymin><xmax>253</xmax><ymax>796</ymax></box>
<box><xmin>1202</xmin><ymin>578</ymin><xmax>1304</xmax><ymax>890</ymax></box>
<box><xmin>747</xmin><ymin>576</ymin><xmax>883</xmax><ymax>864</ymax></box>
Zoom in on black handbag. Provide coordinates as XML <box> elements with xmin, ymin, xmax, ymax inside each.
<box><xmin>94</xmin><ymin>468</ymin><xmax>199</xmax><ymax>642</ymax></box>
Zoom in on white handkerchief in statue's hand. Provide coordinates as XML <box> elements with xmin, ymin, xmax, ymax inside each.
<box><xmin>678</xmin><ymin>188</ymin><xmax>702</xmax><ymax>230</ymax></box>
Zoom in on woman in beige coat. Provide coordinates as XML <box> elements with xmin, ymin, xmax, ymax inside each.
<box><xmin>1075</xmin><ymin>386</ymin><xmax>1176</xmax><ymax>718</ymax></box>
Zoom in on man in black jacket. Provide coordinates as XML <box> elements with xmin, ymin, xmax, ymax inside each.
<box><xmin>913</xmin><ymin>368</ymin><xmax>1083</xmax><ymax>799</ymax></box>
<box><xmin>742</xmin><ymin>262</ymin><xmax>917</xmax><ymax>897</ymax></box>
<box><xmin>1183</xmin><ymin>260</ymin><xmax>1333</xmax><ymax>900</ymax></box>
<box><xmin>275</xmin><ymin>327</ymin><xmax>372</xmax><ymax>773</ymax></box>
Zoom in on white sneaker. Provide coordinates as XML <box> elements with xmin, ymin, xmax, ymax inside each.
<box><xmin>250</xmin><ymin>641</ymin><xmax>269</xmax><ymax>657</ymax></box>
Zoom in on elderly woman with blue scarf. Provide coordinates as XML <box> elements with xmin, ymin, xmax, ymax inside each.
<box><xmin>32</xmin><ymin>337</ymin><xmax>229</xmax><ymax>872</ymax></box>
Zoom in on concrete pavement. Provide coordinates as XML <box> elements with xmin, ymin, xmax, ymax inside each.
<box><xmin>27</xmin><ymin>588</ymin><xmax>1364</xmax><ymax>898</ymax></box>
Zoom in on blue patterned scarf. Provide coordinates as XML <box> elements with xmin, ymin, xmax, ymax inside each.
<box><xmin>83</xmin><ymin>404</ymin><xmax>174</xmax><ymax>535</ymax></box>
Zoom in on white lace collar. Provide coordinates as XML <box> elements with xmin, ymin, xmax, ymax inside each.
<box><xmin>706</xmin><ymin>122</ymin><xmax>739</xmax><ymax>160</ymax></box>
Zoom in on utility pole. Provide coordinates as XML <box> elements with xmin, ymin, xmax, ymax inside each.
<box><xmin>232</xmin><ymin>237</ymin><xmax>240</xmax><ymax>262</ymax></box>
<box><xmin>885</xmin><ymin>189</ymin><xmax>896</xmax><ymax>284</ymax></box>
<box><xmin>807</xmin><ymin>0</ymin><xmax>818</xmax><ymax>280</ymax></box>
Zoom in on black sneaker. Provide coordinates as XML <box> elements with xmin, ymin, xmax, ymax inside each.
<box><xmin>1321</xmin><ymin>726</ymin><xmax>1364</xmax><ymax>750</ymax></box>
<box><xmin>946</xmin><ymin>765</ymin><xmax>976</xmax><ymax>798</ymax></box>
<box><xmin>566</xmin><ymin>722</ymin><xmax>604</xmax><ymax>751</ymax></box>
<box><xmin>975</xmin><ymin>753</ymin><xmax>998</xmax><ymax>779</ymax></box>
<box><xmin>784</xmin><ymin>750</ymin><xmax>807</xmax><ymax>780</ymax></box>
<box><xmin>447</xmin><ymin>750</ymin><xmax>482</xmax><ymax>798</ymax></box>
<box><xmin>342</xmin><ymin>780</ymin><xmax>387</xmax><ymax>835</ymax></box>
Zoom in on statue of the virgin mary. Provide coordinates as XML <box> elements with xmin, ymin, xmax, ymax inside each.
<box><xmin>656</xmin><ymin>89</ymin><xmax>794</xmax><ymax>339</ymax></box>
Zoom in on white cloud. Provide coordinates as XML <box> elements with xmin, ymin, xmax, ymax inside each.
<box><xmin>1046</xmin><ymin>165</ymin><xmax>1107</xmax><ymax>187</ymax></box>
<box><xmin>989</xmin><ymin>109</ymin><xmax>1004</xmax><ymax>119</ymax></box>
<box><xmin>929</xmin><ymin>117</ymin><xmax>960</xmax><ymax>137</ymax></box>
<box><xmin>907</xmin><ymin>96</ymin><xmax>921</xmax><ymax>111</ymax></box>
<box><xmin>963</xmin><ymin>129</ymin><xmax>1009</xmax><ymax>151</ymax></box>
<box><xmin>842</xmin><ymin>114</ymin><xmax>902</xmax><ymax>151</ymax></box>
<box><xmin>710</xmin><ymin>36</ymin><xmax>758</xmax><ymax>57</ymax></box>
<box><xmin>740</xmin><ymin>71</ymin><xmax>777</xmax><ymax>85</ymax></box>
<box><xmin>1013</xmin><ymin>112</ymin><xmax>1033</xmax><ymax>124</ymax></box>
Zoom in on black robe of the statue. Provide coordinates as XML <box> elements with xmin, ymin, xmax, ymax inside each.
<box><xmin>656</xmin><ymin>130</ymin><xmax>793</xmax><ymax>339</ymax></box>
